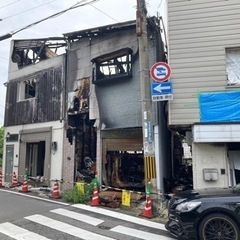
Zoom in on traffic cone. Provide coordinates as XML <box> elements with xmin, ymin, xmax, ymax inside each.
<box><xmin>91</xmin><ymin>176</ymin><xmax>100</xmax><ymax>206</ymax></box>
<box><xmin>0</xmin><ymin>169</ymin><xmax>3</xmax><ymax>187</ymax></box>
<box><xmin>19</xmin><ymin>174</ymin><xmax>30</xmax><ymax>193</ymax></box>
<box><xmin>140</xmin><ymin>180</ymin><xmax>153</xmax><ymax>219</ymax></box>
<box><xmin>51</xmin><ymin>181</ymin><xmax>61</xmax><ymax>199</ymax></box>
<box><xmin>11</xmin><ymin>172</ymin><xmax>18</xmax><ymax>187</ymax></box>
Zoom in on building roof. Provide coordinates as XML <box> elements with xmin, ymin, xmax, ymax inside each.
<box><xmin>63</xmin><ymin>19</ymin><xmax>137</xmax><ymax>41</ymax></box>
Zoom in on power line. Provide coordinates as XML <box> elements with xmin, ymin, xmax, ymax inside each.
<box><xmin>2</xmin><ymin>0</ymin><xmax>57</xmax><ymax>20</ymax></box>
<box><xmin>0</xmin><ymin>0</ymin><xmax>20</xmax><ymax>10</ymax></box>
<box><xmin>0</xmin><ymin>57</ymin><xmax>8</xmax><ymax>61</ymax></box>
<box><xmin>0</xmin><ymin>0</ymin><xmax>99</xmax><ymax>41</ymax></box>
<box><xmin>157</xmin><ymin>0</ymin><xmax>163</xmax><ymax>9</ymax></box>
<box><xmin>89</xmin><ymin>4</ymin><xmax>119</xmax><ymax>23</ymax></box>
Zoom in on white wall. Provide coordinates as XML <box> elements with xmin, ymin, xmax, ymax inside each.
<box><xmin>3</xmin><ymin>121</ymin><xmax>64</xmax><ymax>184</ymax></box>
<box><xmin>192</xmin><ymin>143</ymin><xmax>229</xmax><ymax>189</ymax></box>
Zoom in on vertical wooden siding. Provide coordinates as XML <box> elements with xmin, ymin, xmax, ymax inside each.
<box><xmin>4</xmin><ymin>66</ymin><xmax>63</xmax><ymax>126</ymax></box>
<box><xmin>168</xmin><ymin>0</ymin><xmax>240</xmax><ymax>125</ymax></box>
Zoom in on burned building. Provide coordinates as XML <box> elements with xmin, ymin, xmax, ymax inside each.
<box><xmin>63</xmin><ymin>18</ymin><xmax>168</xmax><ymax>191</ymax></box>
<box><xmin>3</xmin><ymin>18</ymin><xmax>169</xmax><ymax>192</ymax></box>
<box><xmin>3</xmin><ymin>38</ymin><xmax>67</xmax><ymax>185</ymax></box>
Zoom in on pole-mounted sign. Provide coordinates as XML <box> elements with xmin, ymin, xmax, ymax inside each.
<box><xmin>150</xmin><ymin>62</ymin><xmax>172</xmax><ymax>82</ymax></box>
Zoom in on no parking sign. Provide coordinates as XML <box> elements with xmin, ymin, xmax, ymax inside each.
<box><xmin>150</xmin><ymin>62</ymin><xmax>172</xmax><ymax>82</ymax></box>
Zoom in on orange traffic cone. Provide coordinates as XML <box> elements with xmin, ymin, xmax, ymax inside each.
<box><xmin>140</xmin><ymin>193</ymin><xmax>153</xmax><ymax>218</ymax></box>
<box><xmin>19</xmin><ymin>175</ymin><xmax>30</xmax><ymax>193</ymax></box>
<box><xmin>51</xmin><ymin>181</ymin><xmax>61</xmax><ymax>199</ymax></box>
<box><xmin>91</xmin><ymin>179</ymin><xmax>100</xmax><ymax>206</ymax></box>
<box><xmin>11</xmin><ymin>172</ymin><xmax>18</xmax><ymax>187</ymax></box>
<box><xmin>0</xmin><ymin>169</ymin><xmax>3</xmax><ymax>187</ymax></box>
<box><xmin>140</xmin><ymin>179</ymin><xmax>153</xmax><ymax>218</ymax></box>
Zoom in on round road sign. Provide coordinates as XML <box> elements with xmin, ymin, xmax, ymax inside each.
<box><xmin>150</xmin><ymin>62</ymin><xmax>172</xmax><ymax>82</ymax></box>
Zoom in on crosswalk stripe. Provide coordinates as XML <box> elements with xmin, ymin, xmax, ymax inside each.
<box><xmin>0</xmin><ymin>222</ymin><xmax>51</xmax><ymax>240</ymax></box>
<box><xmin>25</xmin><ymin>214</ymin><xmax>116</xmax><ymax>240</ymax></box>
<box><xmin>72</xmin><ymin>204</ymin><xmax>167</xmax><ymax>231</ymax></box>
<box><xmin>111</xmin><ymin>225</ymin><xmax>174</xmax><ymax>240</ymax></box>
<box><xmin>50</xmin><ymin>208</ymin><xmax>104</xmax><ymax>226</ymax></box>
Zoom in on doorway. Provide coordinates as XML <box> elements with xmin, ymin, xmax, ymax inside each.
<box><xmin>25</xmin><ymin>141</ymin><xmax>45</xmax><ymax>177</ymax></box>
<box><xmin>5</xmin><ymin>145</ymin><xmax>14</xmax><ymax>182</ymax></box>
<box><xmin>228</xmin><ymin>143</ymin><xmax>240</xmax><ymax>186</ymax></box>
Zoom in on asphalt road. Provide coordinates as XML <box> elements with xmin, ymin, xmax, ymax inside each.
<box><xmin>0</xmin><ymin>189</ymin><xmax>68</xmax><ymax>223</ymax></box>
<box><xmin>0</xmin><ymin>188</ymin><xmax>175</xmax><ymax>240</ymax></box>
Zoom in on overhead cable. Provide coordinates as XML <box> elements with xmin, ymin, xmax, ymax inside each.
<box><xmin>0</xmin><ymin>0</ymin><xmax>99</xmax><ymax>41</ymax></box>
<box><xmin>2</xmin><ymin>0</ymin><xmax>57</xmax><ymax>20</ymax></box>
<box><xmin>0</xmin><ymin>0</ymin><xmax>20</xmax><ymax>10</ymax></box>
<box><xmin>89</xmin><ymin>4</ymin><xmax>119</xmax><ymax>23</ymax></box>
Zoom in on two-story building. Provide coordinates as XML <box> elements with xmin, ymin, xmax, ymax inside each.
<box><xmin>167</xmin><ymin>0</ymin><xmax>240</xmax><ymax>189</ymax></box>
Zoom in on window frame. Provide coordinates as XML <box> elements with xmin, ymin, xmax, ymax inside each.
<box><xmin>17</xmin><ymin>78</ymin><xmax>36</xmax><ymax>102</ymax></box>
<box><xmin>225</xmin><ymin>47</ymin><xmax>240</xmax><ymax>85</ymax></box>
<box><xmin>91</xmin><ymin>48</ymin><xmax>133</xmax><ymax>84</ymax></box>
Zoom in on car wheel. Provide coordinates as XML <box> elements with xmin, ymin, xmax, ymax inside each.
<box><xmin>198</xmin><ymin>213</ymin><xmax>240</xmax><ymax>240</ymax></box>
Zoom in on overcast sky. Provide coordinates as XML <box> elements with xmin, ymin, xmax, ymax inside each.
<box><xmin>0</xmin><ymin>0</ymin><xmax>166</xmax><ymax>127</ymax></box>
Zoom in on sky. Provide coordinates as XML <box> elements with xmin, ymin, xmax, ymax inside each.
<box><xmin>0</xmin><ymin>0</ymin><xmax>166</xmax><ymax>127</ymax></box>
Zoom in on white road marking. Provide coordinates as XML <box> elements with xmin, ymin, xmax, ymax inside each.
<box><xmin>0</xmin><ymin>189</ymin><xmax>69</xmax><ymax>206</ymax></box>
<box><xmin>0</xmin><ymin>222</ymin><xmax>51</xmax><ymax>240</ymax></box>
<box><xmin>25</xmin><ymin>214</ymin><xmax>116</xmax><ymax>240</ymax></box>
<box><xmin>72</xmin><ymin>204</ymin><xmax>167</xmax><ymax>231</ymax></box>
<box><xmin>51</xmin><ymin>208</ymin><xmax>104</xmax><ymax>226</ymax></box>
<box><xmin>111</xmin><ymin>225</ymin><xmax>174</xmax><ymax>240</ymax></box>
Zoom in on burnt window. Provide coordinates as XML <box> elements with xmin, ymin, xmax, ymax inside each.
<box><xmin>12</xmin><ymin>39</ymin><xmax>66</xmax><ymax>69</ymax></box>
<box><xmin>92</xmin><ymin>48</ymin><xmax>132</xmax><ymax>84</ymax></box>
<box><xmin>18</xmin><ymin>79</ymin><xmax>36</xmax><ymax>101</ymax></box>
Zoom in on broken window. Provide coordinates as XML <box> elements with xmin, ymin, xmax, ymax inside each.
<box><xmin>18</xmin><ymin>78</ymin><xmax>36</xmax><ymax>101</ymax></box>
<box><xmin>12</xmin><ymin>38</ymin><xmax>66</xmax><ymax>69</ymax></box>
<box><xmin>226</xmin><ymin>47</ymin><xmax>240</xmax><ymax>85</ymax></box>
<box><xmin>92</xmin><ymin>48</ymin><xmax>132</xmax><ymax>84</ymax></box>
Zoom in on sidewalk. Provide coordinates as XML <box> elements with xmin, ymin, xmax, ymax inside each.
<box><xmin>116</xmin><ymin>199</ymin><xmax>168</xmax><ymax>224</ymax></box>
<box><xmin>3</xmin><ymin>184</ymin><xmax>169</xmax><ymax>224</ymax></box>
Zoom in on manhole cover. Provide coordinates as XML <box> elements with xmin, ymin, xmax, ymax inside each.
<box><xmin>98</xmin><ymin>225</ymin><xmax>111</xmax><ymax>230</ymax></box>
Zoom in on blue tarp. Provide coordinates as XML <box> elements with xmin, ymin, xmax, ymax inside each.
<box><xmin>199</xmin><ymin>90</ymin><xmax>240</xmax><ymax>122</ymax></box>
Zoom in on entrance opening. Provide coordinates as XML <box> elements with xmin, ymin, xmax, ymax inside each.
<box><xmin>105</xmin><ymin>151</ymin><xmax>144</xmax><ymax>191</ymax></box>
<box><xmin>228</xmin><ymin>142</ymin><xmax>240</xmax><ymax>186</ymax></box>
<box><xmin>26</xmin><ymin>141</ymin><xmax>45</xmax><ymax>177</ymax></box>
<box><xmin>5</xmin><ymin>145</ymin><xmax>14</xmax><ymax>182</ymax></box>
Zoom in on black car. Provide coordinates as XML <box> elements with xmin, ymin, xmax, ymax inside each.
<box><xmin>165</xmin><ymin>184</ymin><xmax>240</xmax><ymax>240</ymax></box>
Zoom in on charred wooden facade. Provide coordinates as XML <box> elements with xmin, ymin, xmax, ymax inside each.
<box><xmin>4</xmin><ymin>67</ymin><xmax>63</xmax><ymax>126</ymax></box>
<box><xmin>3</xmin><ymin>38</ymin><xmax>67</xmax><ymax>185</ymax></box>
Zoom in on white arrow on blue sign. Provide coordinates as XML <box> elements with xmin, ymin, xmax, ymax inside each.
<box><xmin>151</xmin><ymin>81</ymin><xmax>172</xmax><ymax>95</ymax></box>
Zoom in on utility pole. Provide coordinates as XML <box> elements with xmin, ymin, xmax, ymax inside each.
<box><xmin>136</xmin><ymin>0</ymin><xmax>156</xmax><ymax>188</ymax></box>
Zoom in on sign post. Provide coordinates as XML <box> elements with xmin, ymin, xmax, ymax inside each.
<box><xmin>150</xmin><ymin>62</ymin><xmax>173</xmax><ymax>101</ymax></box>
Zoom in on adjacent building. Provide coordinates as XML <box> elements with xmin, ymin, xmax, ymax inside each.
<box><xmin>167</xmin><ymin>0</ymin><xmax>240</xmax><ymax>188</ymax></box>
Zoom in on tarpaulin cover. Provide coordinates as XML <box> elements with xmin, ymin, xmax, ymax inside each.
<box><xmin>199</xmin><ymin>90</ymin><xmax>240</xmax><ymax>122</ymax></box>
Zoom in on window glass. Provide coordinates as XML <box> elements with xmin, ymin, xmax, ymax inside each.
<box><xmin>226</xmin><ymin>48</ymin><xmax>240</xmax><ymax>85</ymax></box>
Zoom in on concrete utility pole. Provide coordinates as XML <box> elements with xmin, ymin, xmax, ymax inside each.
<box><xmin>136</xmin><ymin>0</ymin><xmax>156</xmax><ymax>186</ymax></box>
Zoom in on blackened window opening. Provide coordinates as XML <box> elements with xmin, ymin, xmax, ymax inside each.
<box><xmin>92</xmin><ymin>48</ymin><xmax>132</xmax><ymax>84</ymax></box>
<box><xmin>25</xmin><ymin>81</ymin><xmax>36</xmax><ymax>99</ymax></box>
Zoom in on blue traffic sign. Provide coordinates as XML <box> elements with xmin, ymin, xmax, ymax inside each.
<box><xmin>151</xmin><ymin>81</ymin><xmax>172</xmax><ymax>95</ymax></box>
